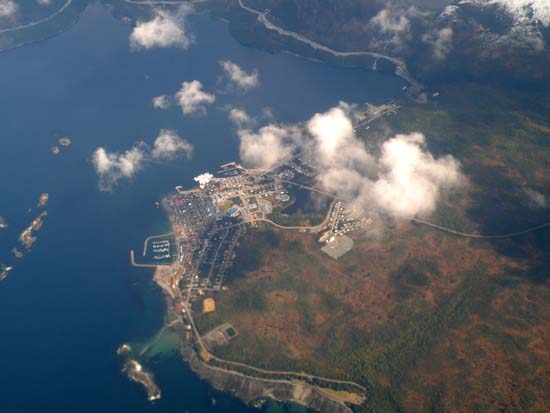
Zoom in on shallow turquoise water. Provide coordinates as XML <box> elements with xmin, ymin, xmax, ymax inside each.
<box><xmin>0</xmin><ymin>4</ymin><xmax>403</xmax><ymax>412</ymax></box>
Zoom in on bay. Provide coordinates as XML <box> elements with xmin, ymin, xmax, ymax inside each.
<box><xmin>0</xmin><ymin>4</ymin><xmax>404</xmax><ymax>412</ymax></box>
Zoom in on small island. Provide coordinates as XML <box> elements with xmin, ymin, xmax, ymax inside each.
<box><xmin>51</xmin><ymin>137</ymin><xmax>71</xmax><ymax>156</ymax></box>
<box><xmin>37</xmin><ymin>193</ymin><xmax>49</xmax><ymax>207</ymax></box>
<box><xmin>11</xmin><ymin>248</ymin><xmax>23</xmax><ymax>259</ymax></box>
<box><xmin>58</xmin><ymin>137</ymin><xmax>72</xmax><ymax>147</ymax></box>
<box><xmin>0</xmin><ymin>265</ymin><xmax>13</xmax><ymax>282</ymax></box>
<box><xmin>116</xmin><ymin>343</ymin><xmax>132</xmax><ymax>356</ymax></box>
<box><xmin>123</xmin><ymin>359</ymin><xmax>161</xmax><ymax>402</ymax></box>
<box><xmin>19</xmin><ymin>211</ymin><xmax>47</xmax><ymax>250</ymax></box>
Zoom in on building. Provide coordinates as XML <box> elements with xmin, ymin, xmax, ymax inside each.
<box><xmin>227</xmin><ymin>207</ymin><xmax>240</xmax><ymax>218</ymax></box>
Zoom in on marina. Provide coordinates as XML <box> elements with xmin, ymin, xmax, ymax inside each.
<box><xmin>151</xmin><ymin>240</ymin><xmax>172</xmax><ymax>261</ymax></box>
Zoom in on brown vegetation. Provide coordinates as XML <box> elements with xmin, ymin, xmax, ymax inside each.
<box><xmin>194</xmin><ymin>86</ymin><xmax>550</xmax><ymax>412</ymax></box>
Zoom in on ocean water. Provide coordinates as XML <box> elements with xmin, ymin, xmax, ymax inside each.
<box><xmin>0</xmin><ymin>4</ymin><xmax>404</xmax><ymax>413</ymax></box>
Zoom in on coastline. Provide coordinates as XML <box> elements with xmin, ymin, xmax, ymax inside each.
<box><xmin>153</xmin><ymin>264</ymin><xmax>354</xmax><ymax>413</ymax></box>
<box><xmin>127</xmin><ymin>148</ymin><xmax>378</xmax><ymax>411</ymax></box>
<box><xmin>138</xmin><ymin>177</ymin><xmax>366</xmax><ymax>411</ymax></box>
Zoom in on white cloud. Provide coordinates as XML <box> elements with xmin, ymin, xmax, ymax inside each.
<box><xmin>307</xmin><ymin>107</ymin><xmax>463</xmax><ymax>219</ymax></box>
<box><xmin>220</xmin><ymin>60</ymin><xmax>259</xmax><ymax>91</ymax></box>
<box><xmin>93</xmin><ymin>144</ymin><xmax>147</xmax><ymax>191</ymax></box>
<box><xmin>0</xmin><ymin>0</ymin><xmax>17</xmax><ymax>18</ymax></box>
<box><xmin>228</xmin><ymin>108</ymin><xmax>255</xmax><ymax>128</ymax></box>
<box><xmin>261</xmin><ymin>107</ymin><xmax>275</xmax><ymax>121</ymax></box>
<box><xmin>229</xmin><ymin>108</ymin><xmax>299</xmax><ymax>169</ymax></box>
<box><xmin>238</xmin><ymin>124</ymin><xmax>302</xmax><ymax>170</ymax></box>
<box><xmin>367</xmin><ymin>133</ymin><xmax>463</xmax><ymax>218</ymax></box>
<box><xmin>524</xmin><ymin>188</ymin><xmax>547</xmax><ymax>209</ymax></box>
<box><xmin>130</xmin><ymin>6</ymin><xmax>193</xmax><ymax>51</ymax></box>
<box><xmin>234</xmin><ymin>103</ymin><xmax>464</xmax><ymax>220</ymax></box>
<box><xmin>155</xmin><ymin>81</ymin><xmax>215</xmax><ymax>116</ymax></box>
<box><xmin>152</xmin><ymin>94</ymin><xmax>171</xmax><ymax>110</ymax></box>
<box><xmin>37</xmin><ymin>0</ymin><xmax>52</xmax><ymax>5</ymax></box>
<box><xmin>367</xmin><ymin>5</ymin><xmax>424</xmax><ymax>50</ymax></box>
<box><xmin>423</xmin><ymin>27</ymin><xmax>454</xmax><ymax>60</ymax></box>
<box><xmin>93</xmin><ymin>130</ymin><xmax>193</xmax><ymax>190</ymax></box>
<box><xmin>370</xmin><ymin>7</ymin><xmax>411</xmax><ymax>34</ymax></box>
<box><xmin>175</xmin><ymin>80</ymin><xmax>215</xmax><ymax>115</ymax></box>
<box><xmin>194</xmin><ymin>172</ymin><xmax>213</xmax><ymax>189</ymax></box>
<box><xmin>152</xmin><ymin>129</ymin><xmax>193</xmax><ymax>159</ymax></box>
<box><xmin>307</xmin><ymin>106</ymin><xmax>373</xmax><ymax>171</ymax></box>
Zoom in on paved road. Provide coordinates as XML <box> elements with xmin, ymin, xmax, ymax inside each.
<box><xmin>183</xmin><ymin>259</ymin><xmax>365</xmax><ymax>396</ymax></box>
<box><xmin>188</xmin><ymin>304</ymin><xmax>365</xmax><ymax>393</ymax></box>
<box><xmin>188</xmin><ymin>353</ymin><xmax>354</xmax><ymax>412</ymax></box>
<box><xmin>252</xmin><ymin>199</ymin><xmax>336</xmax><ymax>232</ymax></box>
<box><xmin>412</xmin><ymin>218</ymin><xmax>550</xmax><ymax>239</ymax></box>
<box><xmin>0</xmin><ymin>0</ymin><xmax>73</xmax><ymax>34</ymax></box>
<box><xmin>237</xmin><ymin>0</ymin><xmax>421</xmax><ymax>89</ymax></box>
<box><xmin>205</xmin><ymin>350</ymin><xmax>367</xmax><ymax>393</ymax></box>
<box><xmin>282</xmin><ymin>180</ymin><xmax>337</xmax><ymax>199</ymax></box>
<box><xmin>139</xmin><ymin>318</ymin><xmax>181</xmax><ymax>356</ymax></box>
<box><xmin>205</xmin><ymin>229</ymin><xmax>229</xmax><ymax>284</ymax></box>
<box><xmin>283</xmin><ymin>181</ymin><xmax>550</xmax><ymax>241</ymax></box>
<box><xmin>121</xmin><ymin>0</ymin><xmax>204</xmax><ymax>4</ymax></box>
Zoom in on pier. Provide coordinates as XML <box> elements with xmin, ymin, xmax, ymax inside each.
<box><xmin>129</xmin><ymin>250</ymin><xmax>158</xmax><ymax>268</ymax></box>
